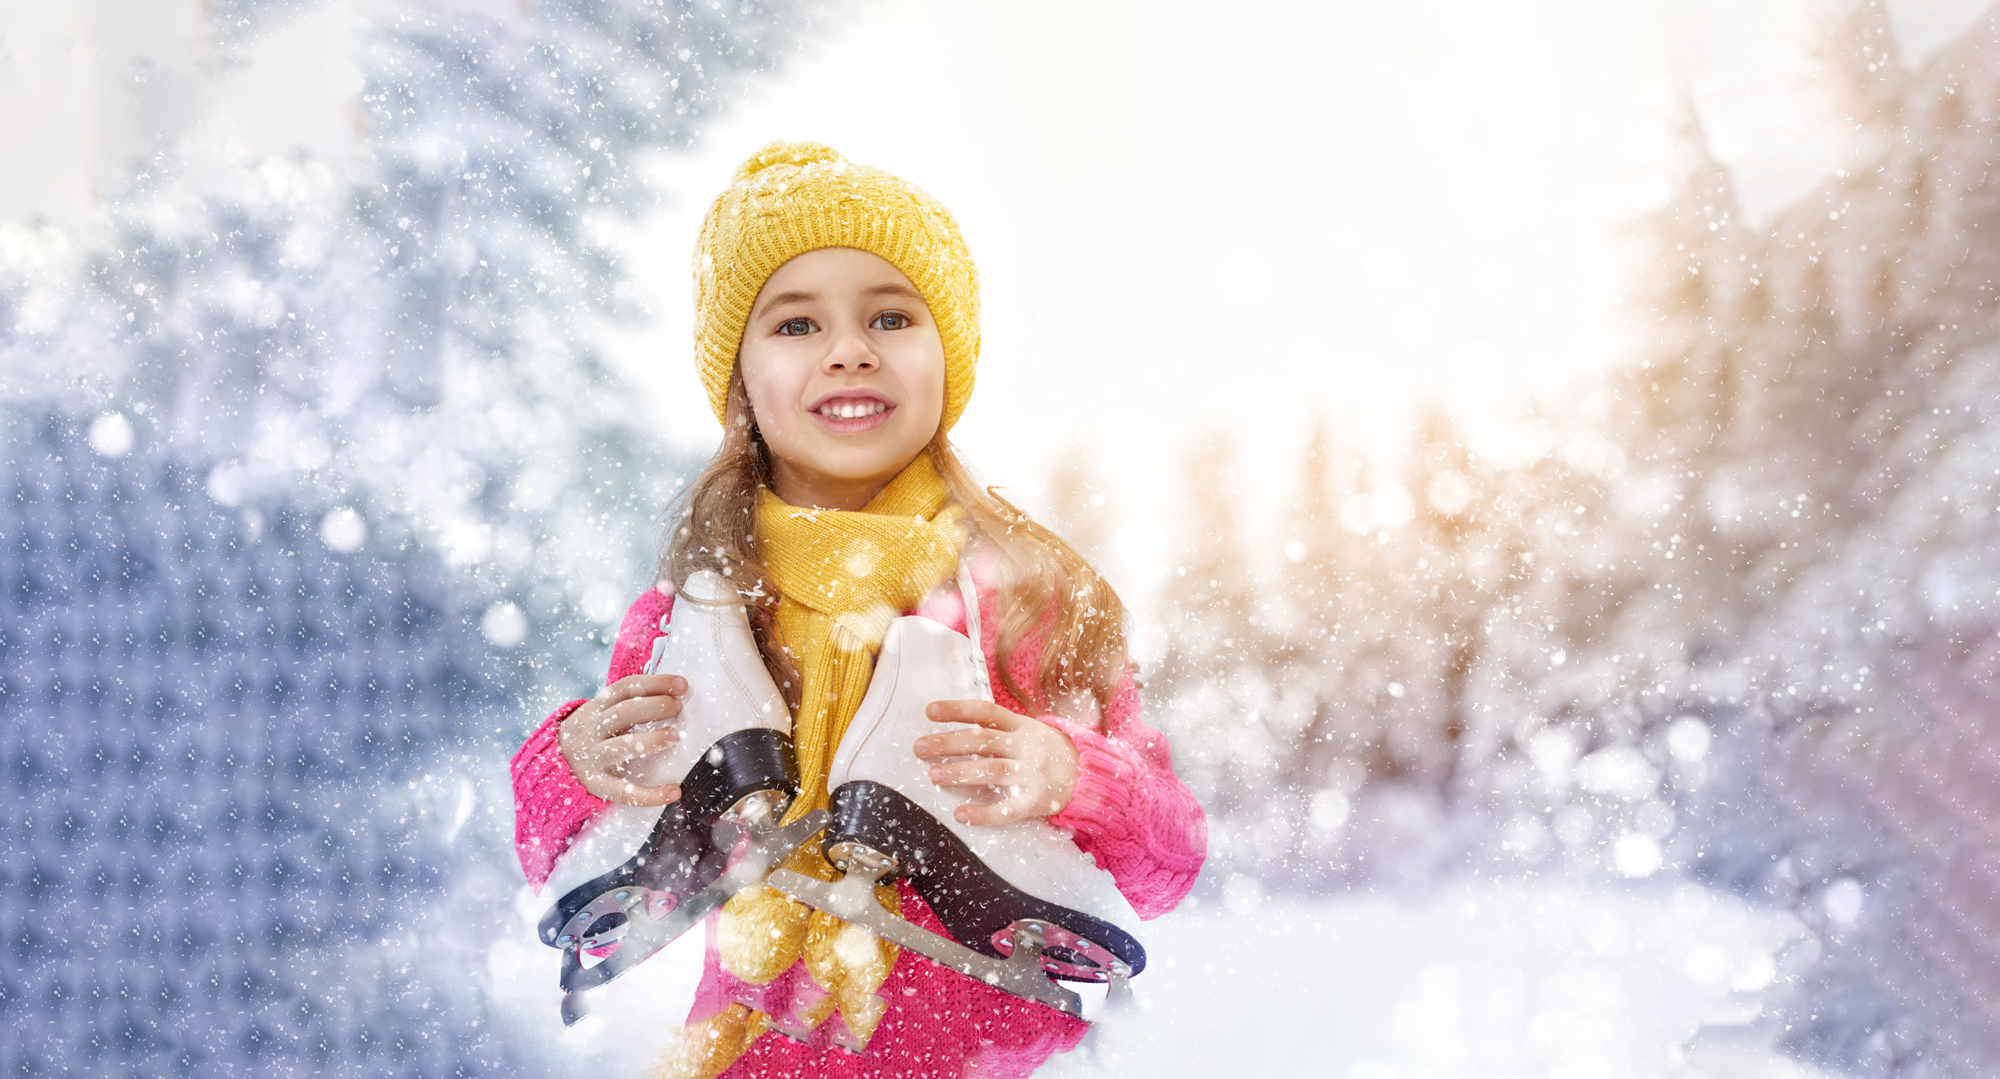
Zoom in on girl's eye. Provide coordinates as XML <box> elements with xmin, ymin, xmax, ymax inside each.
<box><xmin>776</xmin><ymin>317</ymin><xmax>815</xmax><ymax>336</ymax></box>
<box><xmin>872</xmin><ymin>312</ymin><xmax>910</xmax><ymax>331</ymax></box>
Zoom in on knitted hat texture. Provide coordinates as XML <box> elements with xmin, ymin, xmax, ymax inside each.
<box><xmin>693</xmin><ymin>141</ymin><xmax>981</xmax><ymax>431</ymax></box>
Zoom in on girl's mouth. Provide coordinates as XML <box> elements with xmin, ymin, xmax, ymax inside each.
<box><xmin>811</xmin><ymin>396</ymin><xmax>894</xmax><ymax>430</ymax></box>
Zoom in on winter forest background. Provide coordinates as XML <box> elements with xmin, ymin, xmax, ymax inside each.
<box><xmin>2</xmin><ymin>1</ymin><xmax>1996</xmax><ymax>1077</ymax></box>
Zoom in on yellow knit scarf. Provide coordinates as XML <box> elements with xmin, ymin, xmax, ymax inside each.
<box><xmin>656</xmin><ymin>453</ymin><xmax>965</xmax><ymax>1078</ymax></box>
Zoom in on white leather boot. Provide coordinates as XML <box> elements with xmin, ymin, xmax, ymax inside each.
<box><xmin>769</xmin><ymin>574</ymin><xmax>1144</xmax><ymax>1018</ymax></box>
<box><xmin>539</xmin><ymin>569</ymin><xmax>827</xmax><ymax>1025</ymax></box>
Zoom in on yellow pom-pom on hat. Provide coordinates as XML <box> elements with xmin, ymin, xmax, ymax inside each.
<box><xmin>693</xmin><ymin>141</ymin><xmax>981</xmax><ymax>432</ymax></box>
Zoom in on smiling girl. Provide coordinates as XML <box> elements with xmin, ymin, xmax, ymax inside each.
<box><xmin>510</xmin><ymin>141</ymin><xmax>1206</xmax><ymax>1078</ymax></box>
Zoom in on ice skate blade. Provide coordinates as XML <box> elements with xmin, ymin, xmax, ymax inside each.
<box><xmin>767</xmin><ymin>866</ymin><xmax>1085</xmax><ymax>1018</ymax></box>
<box><xmin>1105</xmin><ymin>968</ymin><xmax>1133</xmax><ymax>1008</ymax></box>
<box><xmin>822</xmin><ymin>780</ymin><xmax>1145</xmax><ymax>981</ymax></box>
<box><xmin>559</xmin><ymin>810</ymin><xmax>829</xmax><ymax>1025</ymax></box>
<box><xmin>543</xmin><ymin>729</ymin><xmax>801</xmax><ymax>951</ymax></box>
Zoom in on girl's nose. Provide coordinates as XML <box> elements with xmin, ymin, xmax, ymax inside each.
<box><xmin>822</xmin><ymin>330</ymin><xmax>877</xmax><ymax>372</ymax></box>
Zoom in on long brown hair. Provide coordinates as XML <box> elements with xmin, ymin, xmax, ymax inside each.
<box><xmin>662</xmin><ymin>368</ymin><xmax>1128</xmax><ymax>730</ymax></box>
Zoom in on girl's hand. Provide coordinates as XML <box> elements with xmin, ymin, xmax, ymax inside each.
<box><xmin>914</xmin><ymin>700</ymin><xmax>1080</xmax><ymax>826</ymax></box>
<box><xmin>559</xmin><ymin>674</ymin><xmax>688</xmax><ymax>807</ymax></box>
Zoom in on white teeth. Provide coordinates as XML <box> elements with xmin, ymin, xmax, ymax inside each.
<box><xmin>821</xmin><ymin>400</ymin><xmax>883</xmax><ymax>419</ymax></box>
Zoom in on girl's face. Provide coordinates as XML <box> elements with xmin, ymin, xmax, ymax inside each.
<box><xmin>738</xmin><ymin>247</ymin><xmax>947</xmax><ymax>511</ymax></box>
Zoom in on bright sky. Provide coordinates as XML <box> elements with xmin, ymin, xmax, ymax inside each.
<box><xmin>5</xmin><ymin>0</ymin><xmax>1991</xmax><ymax>607</ymax></box>
<box><xmin>629</xmin><ymin>0</ymin><xmax>1677</xmax><ymax>509</ymax></box>
<box><xmin>606</xmin><ymin>0</ymin><xmax>1990</xmax><ymax>606</ymax></box>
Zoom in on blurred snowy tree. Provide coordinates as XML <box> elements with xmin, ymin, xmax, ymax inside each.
<box><xmin>1149</xmin><ymin>434</ymin><xmax>1280</xmax><ymax>856</ymax></box>
<box><xmin>1154</xmin><ymin>413</ymin><xmax>1617</xmax><ymax>887</ymax></box>
<box><xmin>1605</xmin><ymin>6</ymin><xmax>2000</xmax><ymax>1072</ymax></box>
<box><xmin>0</xmin><ymin>408</ymin><xmax>536</xmax><ymax>1076</ymax></box>
<box><xmin>0</xmin><ymin>0</ymin><xmax>817</xmax><ymax>1075</ymax></box>
<box><xmin>6</xmin><ymin>0</ymin><xmax>822</xmax><ymax>690</ymax></box>
<box><xmin>1042</xmin><ymin>446</ymin><xmax>1112</xmax><ymax>565</ymax></box>
<box><xmin>1156</xmin><ymin>5</ymin><xmax>1998</xmax><ymax>1073</ymax></box>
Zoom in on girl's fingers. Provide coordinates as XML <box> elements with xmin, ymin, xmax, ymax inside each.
<box><xmin>627</xmin><ymin>782</ymin><xmax>682</xmax><ymax>807</ymax></box>
<box><xmin>598</xmin><ymin>694</ymin><xmax>684</xmax><ymax>736</ymax></box>
<box><xmin>606</xmin><ymin>725</ymin><xmax>681</xmax><ymax>762</ymax></box>
<box><xmin>925</xmin><ymin>699</ymin><xmax>1022</xmax><ymax>730</ymax></box>
<box><xmin>586</xmin><ymin>775</ymin><xmax>681</xmax><ymax>808</ymax></box>
<box><xmin>956</xmin><ymin>801</ymin><xmax>1001</xmax><ymax>827</ymax></box>
<box><xmin>565</xmin><ymin>679</ymin><xmax>682</xmax><ymax>750</ymax></box>
<box><xmin>564</xmin><ymin>696</ymin><xmax>686</xmax><ymax>806</ymax></box>
<box><xmin>930</xmin><ymin>761</ymin><xmax>1063</xmax><ymax>827</ymax></box>
<box><xmin>634</xmin><ymin>782</ymin><xmax>684</xmax><ymax>807</ymax></box>
<box><xmin>912</xmin><ymin>726</ymin><xmax>1013</xmax><ymax>761</ymax></box>
<box><xmin>908</xmin><ymin>705</ymin><xmax>1077</xmax><ymax>826</ymax></box>
<box><xmin>600</xmin><ymin>674</ymin><xmax>688</xmax><ymax>707</ymax></box>
<box><xmin>957</xmin><ymin>791</ymin><xmax>1053</xmax><ymax>828</ymax></box>
<box><xmin>929</xmin><ymin>756</ymin><xmax>1017</xmax><ymax>788</ymax></box>
<box><xmin>558</xmin><ymin>707</ymin><xmax>601</xmax><ymax>757</ymax></box>
<box><xmin>576</xmin><ymin>727</ymin><xmax>681</xmax><ymax>806</ymax></box>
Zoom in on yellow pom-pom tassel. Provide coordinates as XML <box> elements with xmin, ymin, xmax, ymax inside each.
<box><xmin>646</xmin><ymin>1004</ymin><xmax>767</xmax><ymax>1079</ymax></box>
<box><xmin>803</xmin><ymin>898</ymin><xmax>899</xmax><ymax>1051</ymax></box>
<box><xmin>731</xmin><ymin>139</ymin><xmax>843</xmax><ymax>182</ymax></box>
<box><xmin>716</xmin><ymin>882</ymin><xmax>814</xmax><ymax>985</ymax></box>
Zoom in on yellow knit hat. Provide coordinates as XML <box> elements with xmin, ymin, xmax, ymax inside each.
<box><xmin>692</xmin><ymin>141</ymin><xmax>980</xmax><ymax>432</ymax></box>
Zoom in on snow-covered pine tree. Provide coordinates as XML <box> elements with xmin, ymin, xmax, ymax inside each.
<box><xmin>1607</xmin><ymin>4</ymin><xmax>2000</xmax><ymax>1072</ymax></box>
<box><xmin>0</xmin><ymin>1</ymin><xmax>817</xmax><ymax>1075</ymax></box>
<box><xmin>24</xmin><ymin>0</ymin><xmax>823</xmax><ymax>693</ymax></box>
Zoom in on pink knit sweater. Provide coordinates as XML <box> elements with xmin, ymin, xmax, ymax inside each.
<box><xmin>509</xmin><ymin>568</ymin><xmax>1207</xmax><ymax>1077</ymax></box>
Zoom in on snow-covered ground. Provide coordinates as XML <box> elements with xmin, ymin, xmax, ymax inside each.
<box><xmin>484</xmin><ymin>878</ymin><xmax>1831</xmax><ymax>1078</ymax></box>
<box><xmin>1053</xmin><ymin>883</ymin><xmax>1830</xmax><ymax>1079</ymax></box>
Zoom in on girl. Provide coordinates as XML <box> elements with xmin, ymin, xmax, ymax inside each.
<box><xmin>510</xmin><ymin>141</ymin><xmax>1206</xmax><ymax>1078</ymax></box>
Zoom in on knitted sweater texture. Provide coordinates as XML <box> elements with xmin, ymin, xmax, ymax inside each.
<box><xmin>508</xmin><ymin>565</ymin><xmax>1206</xmax><ymax>1077</ymax></box>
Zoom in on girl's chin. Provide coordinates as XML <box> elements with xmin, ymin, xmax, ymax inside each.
<box><xmin>774</xmin><ymin>444</ymin><xmax>929</xmax><ymax>503</ymax></box>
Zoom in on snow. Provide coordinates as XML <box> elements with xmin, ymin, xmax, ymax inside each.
<box><xmin>1054</xmin><ymin>885</ymin><xmax>1834</xmax><ymax>1079</ymax></box>
<box><xmin>478</xmin><ymin>881</ymin><xmax>1835</xmax><ymax>1079</ymax></box>
<box><xmin>4</xmin><ymin>0</ymin><xmax>1997</xmax><ymax>1075</ymax></box>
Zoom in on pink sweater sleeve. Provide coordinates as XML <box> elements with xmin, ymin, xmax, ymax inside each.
<box><xmin>509</xmin><ymin>588</ymin><xmax>676</xmax><ymax>890</ymax></box>
<box><xmin>957</xmin><ymin>552</ymin><xmax>1208</xmax><ymax>921</ymax></box>
<box><xmin>1042</xmin><ymin>672</ymin><xmax>1207</xmax><ymax>920</ymax></box>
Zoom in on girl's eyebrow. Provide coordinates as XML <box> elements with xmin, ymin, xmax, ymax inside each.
<box><xmin>862</xmin><ymin>282</ymin><xmax>923</xmax><ymax>301</ymax></box>
<box><xmin>755</xmin><ymin>282</ymin><xmax>924</xmax><ymax>317</ymax></box>
<box><xmin>754</xmin><ymin>289</ymin><xmax>820</xmax><ymax>316</ymax></box>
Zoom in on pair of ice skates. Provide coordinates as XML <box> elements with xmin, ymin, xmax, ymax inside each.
<box><xmin>537</xmin><ymin>570</ymin><xmax>1144</xmax><ymax>1029</ymax></box>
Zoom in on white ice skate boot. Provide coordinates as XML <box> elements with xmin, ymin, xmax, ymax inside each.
<box><xmin>539</xmin><ymin>570</ymin><xmax>828</xmax><ymax>1025</ymax></box>
<box><xmin>768</xmin><ymin>574</ymin><xmax>1145</xmax><ymax>1017</ymax></box>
